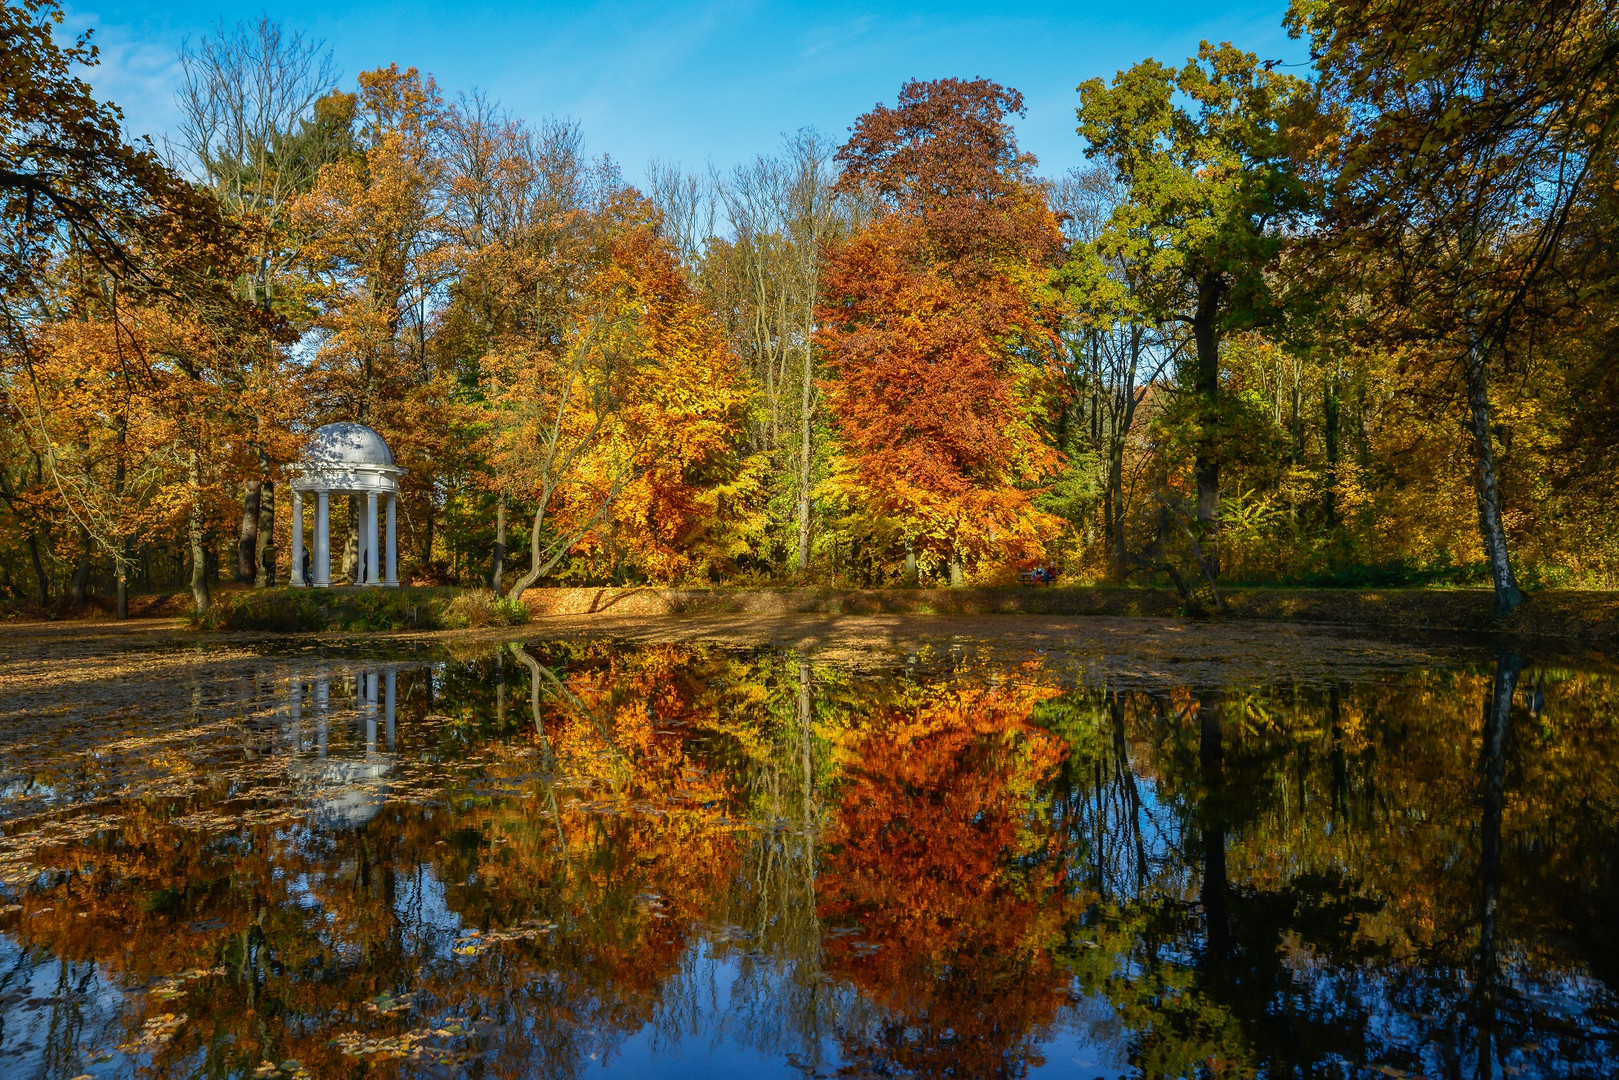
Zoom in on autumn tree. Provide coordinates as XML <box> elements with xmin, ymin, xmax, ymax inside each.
<box><xmin>1047</xmin><ymin>165</ymin><xmax>1184</xmax><ymax>578</ymax></box>
<box><xmin>484</xmin><ymin>192</ymin><xmax>758</xmax><ymax>598</ymax></box>
<box><xmin>1</xmin><ymin>0</ymin><xmax>261</xmax><ymax>615</ymax></box>
<box><xmin>175</xmin><ymin>17</ymin><xmax>343</xmax><ymax>586</ymax></box>
<box><xmin>818</xmin><ymin>78</ymin><xmax>1065</xmax><ymax>586</ymax></box>
<box><xmin>1291</xmin><ymin>0</ymin><xmax>1619</xmax><ymax>612</ymax></box>
<box><xmin>1549</xmin><ymin>130</ymin><xmax>1619</xmax><ymax>574</ymax></box>
<box><xmin>644</xmin><ymin>157</ymin><xmax>714</xmax><ymax>270</ymax></box>
<box><xmin>0</xmin><ymin>0</ymin><xmax>227</xmax><ymax>284</ymax></box>
<box><xmin>1074</xmin><ymin>43</ymin><xmax>1312</xmax><ymax>576</ymax></box>
<box><xmin>710</xmin><ymin>130</ymin><xmax>847</xmax><ymax>574</ymax></box>
<box><xmin>292</xmin><ymin>64</ymin><xmax>451</xmax><ymax>579</ymax></box>
<box><xmin>436</xmin><ymin>104</ymin><xmax>604</xmax><ymax>589</ymax></box>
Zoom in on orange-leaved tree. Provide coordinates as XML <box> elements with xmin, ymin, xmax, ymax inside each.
<box><xmin>291</xmin><ymin>64</ymin><xmax>454</xmax><ymax>575</ymax></box>
<box><xmin>818</xmin><ymin>678</ymin><xmax>1076</xmax><ymax>1076</ymax></box>
<box><xmin>1</xmin><ymin>0</ymin><xmax>269</xmax><ymax>614</ymax></box>
<box><xmin>817</xmin><ymin>78</ymin><xmax>1066</xmax><ymax>586</ymax></box>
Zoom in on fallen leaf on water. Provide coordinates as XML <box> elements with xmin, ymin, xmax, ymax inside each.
<box><xmin>116</xmin><ymin>1011</ymin><xmax>187</xmax><ymax>1053</ymax></box>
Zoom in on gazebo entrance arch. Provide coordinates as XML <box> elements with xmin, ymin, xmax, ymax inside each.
<box><xmin>289</xmin><ymin>423</ymin><xmax>405</xmax><ymax>587</ymax></box>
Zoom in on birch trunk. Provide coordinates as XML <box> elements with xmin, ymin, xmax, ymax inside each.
<box><xmin>1464</xmin><ymin>333</ymin><xmax>1523</xmax><ymax>614</ymax></box>
<box><xmin>795</xmin><ymin>340</ymin><xmax>815</xmax><ymax>574</ymax></box>
<box><xmin>491</xmin><ymin>495</ymin><xmax>507</xmax><ymax>594</ymax></box>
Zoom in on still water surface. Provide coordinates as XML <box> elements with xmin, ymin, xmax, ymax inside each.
<box><xmin>1</xmin><ymin>633</ymin><xmax>1616</xmax><ymax>1078</ymax></box>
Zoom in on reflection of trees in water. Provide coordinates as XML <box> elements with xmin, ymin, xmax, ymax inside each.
<box><xmin>3</xmin><ymin>646</ymin><xmax>1619</xmax><ymax>1078</ymax></box>
<box><xmin>811</xmin><ymin>677</ymin><xmax>1077</xmax><ymax>1078</ymax></box>
<box><xmin>684</xmin><ymin>655</ymin><xmax>847</xmax><ymax>1068</ymax></box>
<box><xmin>1048</xmin><ymin>663</ymin><xmax>1619</xmax><ymax>1079</ymax></box>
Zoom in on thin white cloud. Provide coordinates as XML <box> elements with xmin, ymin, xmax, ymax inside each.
<box><xmin>61</xmin><ymin>11</ymin><xmax>185</xmax><ymax>146</ymax></box>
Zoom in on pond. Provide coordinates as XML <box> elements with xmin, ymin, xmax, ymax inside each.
<box><xmin>1</xmin><ymin>626</ymin><xmax>1616</xmax><ymax>1078</ymax></box>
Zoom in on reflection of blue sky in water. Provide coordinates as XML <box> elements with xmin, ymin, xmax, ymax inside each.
<box><xmin>7</xmin><ymin>941</ymin><xmax>1597</xmax><ymax>1079</ymax></box>
<box><xmin>0</xmin><ymin>937</ymin><xmax>131</xmax><ymax>1073</ymax></box>
<box><xmin>1</xmin><ymin>641</ymin><xmax>1617</xmax><ymax>1077</ymax></box>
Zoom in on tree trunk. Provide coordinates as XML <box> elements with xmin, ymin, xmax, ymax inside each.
<box><xmin>948</xmin><ymin>553</ymin><xmax>964</xmax><ymax>589</ymax></box>
<box><xmin>114</xmin><ymin>412</ymin><xmax>129</xmax><ymax>618</ymax></box>
<box><xmin>1323</xmin><ymin>372</ymin><xmax>1341</xmax><ymax>530</ymax></box>
<box><xmin>509</xmin><ymin>507</ymin><xmax>547</xmax><ymax>604</ymax></box>
<box><xmin>344</xmin><ymin>494</ymin><xmax>360</xmax><ymax>583</ymax></box>
<box><xmin>115</xmin><ymin>538</ymin><xmax>129</xmax><ymax>620</ymax></box>
<box><xmin>1191</xmin><ymin>275</ymin><xmax>1223</xmax><ymax>577</ymax></box>
<box><xmin>903</xmin><ymin>539</ymin><xmax>918</xmax><ymax>586</ymax></box>
<box><xmin>422</xmin><ymin>499</ymin><xmax>436</xmax><ymax>575</ymax></box>
<box><xmin>491</xmin><ymin>495</ymin><xmax>507</xmax><ymax>595</ymax></box>
<box><xmin>255</xmin><ymin>480</ymin><xmax>275</xmax><ymax>586</ymax></box>
<box><xmin>1464</xmin><ymin>338</ymin><xmax>1523</xmax><ymax>615</ymax></box>
<box><xmin>1198</xmin><ymin>691</ymin><xmax>1229</xmax><ymax>969</ymax></box>
<box><xmin>69</xmin><ymin>531</ymin><xmax>91</xmax><ymax>605</ymax></box>
<box><xmin>796</xmin><ymin>341</ymin><xmax>815</xmax><ymax>575</ymax></box>
<box><xmin>238</xmin><ymin>480</ymin><xmax>260</xmax><ymax>582</ymax></box>
<box><xmin>1109</xmin><ymin>443</ymin><xmax>1127</xmax><ymax>581</ymax></box>
<box><xmin>1102</xmin><ymin>467</ymin><xmax>1116</xmax><ymax>563</ymax></box>
<box><xmin>189</xmin><ymin>454</ymin><xmax>210</xmax><ymax>615</ymax></box>
<box><xmin>1288</xmin><ymin>359</ymin><xmax>1304</xmax><ymax>465</ymax></box>
<box><xmin>1110</xmin><ymin>356</ymin><xmax>1142</xmax><ymax>582</ymax></box>
<box><xmin>26</xmin><ymin>533</ymin><xmax>48</xmax><ymax>604</ymax></box>
<box><xmin>1476</xmin><ymin>650</ymin><xmax>1518</xmax><ymax>1077</ymax></box>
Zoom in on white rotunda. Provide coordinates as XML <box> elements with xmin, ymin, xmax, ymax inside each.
<box><xmin>288</xmin><ymin>423</ymin><xmax>405</xmax><ymax>587</ymax></box>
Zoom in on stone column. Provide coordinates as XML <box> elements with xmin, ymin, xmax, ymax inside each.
<box><xmin>290</xmin><ymin>490</ymin><xmax>306</xmax><ymax>586</ymax></box>
<box><xmin>384</xmin><ymin>667</ymin><xmax>396</xmax><ymax>750</ymax></box>
<box><xmin>364</xmin><ymin>671</ymin><xmax>378</xmax><ymax>754</ymax></box>
<box><xmin>365</xmin><ymin>491</ymin><xmax>380</xmax><ymax>585</ymax></box>
<box><xmin>315</xmin><ymin>675</ymin><xmax>329</xmax><ymax>757</ymax></box>
<box><xmin>385</xmin><ymin>493</ymin><xmax>398</xmax><ymax>586</ymax></box>
<box><xmin>314</xmin><ymin>490</ymin><xmax>331</xmax><ymax>587</ymax></box>
<box><xmin>287</xmin><ymin>677</ymin><xmax>303</xmax><ymax>750</ymax></box>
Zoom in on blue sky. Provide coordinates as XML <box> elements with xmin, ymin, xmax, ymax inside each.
<box><xmin>64</xmin><ymin>0</ymin><xmax>1304</xmax><ymax>184</ymax></box>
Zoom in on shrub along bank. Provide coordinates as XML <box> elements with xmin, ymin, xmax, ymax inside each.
<box><xmin>197</xmin><ymin>587</ymin><xmax>528</xmax><ymax>632</ymax></box>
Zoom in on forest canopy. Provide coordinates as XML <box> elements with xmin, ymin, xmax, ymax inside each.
<box><xmin>2</xmin><ymin>0</ymin><xmax>1617</xmax><ymax>616</ymax></box>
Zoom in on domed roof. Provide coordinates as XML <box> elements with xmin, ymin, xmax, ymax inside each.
<box><xmin>305</xmin><ymin>422</ymin><xmax>395</xmax><ymax>467</ymax></box>
<box><xmin>292</xmin><ymin>757</ymin><xmax>393</xmax><ymax>830</ymax></box>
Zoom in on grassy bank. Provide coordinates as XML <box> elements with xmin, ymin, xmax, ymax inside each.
<box><xmin>516</xmin><ymin>584</ymin><xmax>1619</xmax><ymax>644</ymax></box>
<box><xmin>197</xmin><ymin>586</ymin><xmax>528</xmax><ymax>632</ymax></box>
<box><xmin>15</xmin><ymin>582</ymin><xmax>1619</xmax><ymax>645</ymax></box>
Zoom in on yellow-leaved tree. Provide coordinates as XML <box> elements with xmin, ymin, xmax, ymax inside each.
<box><xmin>487</xmin><ymin>191</ymin><xmax>759</xmax><ymax>599</ymax></box>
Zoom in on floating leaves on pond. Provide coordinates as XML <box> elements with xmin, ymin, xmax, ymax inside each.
<box><xmin>167</xmin><ymin>807</ymin><xmax>297</xmax><ymax>832</ymax></box>
<box><xmin>451</xmin><ymin>922</ymin><xmax>553</xmax><ymax>956</ymax></box>
<box><xmin>115</xmin><ymin>1012</ymin><xmax>186</xmax><ymax>1053</ymax></box>
<box><xmin>330</xmin><ymin>1024</ymin><xmax>470</xmax><ymax>1065</ymax></box>
<box><xmin>364</xmin><ymin>992</ymin><xmax>414</xmax><ymax>1016</ymax></box>
<box><xmin>145</xmin><ymin>968</ymin><xmax>222</xmax><ymax>1002</ymax></box>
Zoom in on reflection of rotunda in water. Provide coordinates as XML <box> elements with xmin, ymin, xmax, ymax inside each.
<box><xmin>282</xmin><ymin>667</ymin><xmax>402</xmax><ymax>829</ymax></box>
